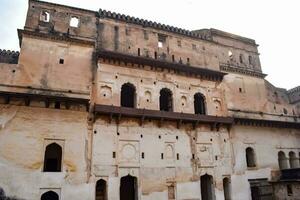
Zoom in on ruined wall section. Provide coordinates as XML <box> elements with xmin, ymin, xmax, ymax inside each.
<box><xmin>0</xmin><ymin>104</ymin><xmax>90</xmax><ymax>199</ymax></box>
<box><xmin>16</xmin><ymin>36</ymin><xmax>94</xmax><ymax>96</ymax></box>
<box><xmin>25</xmin><ymin>0</ymin><xmax>97</xmax><ymax>42</ymax></box>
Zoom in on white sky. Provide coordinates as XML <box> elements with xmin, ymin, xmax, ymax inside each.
<box><xmin>1</xmin><ymin>0</ymin><xmax>299</xmax><ymax>90</ymax></box>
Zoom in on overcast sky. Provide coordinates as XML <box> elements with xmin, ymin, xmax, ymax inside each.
<box><xmin>1</xmin><ymin>0</ymin><xmax>299</xmax><ymax>90</ymax></box>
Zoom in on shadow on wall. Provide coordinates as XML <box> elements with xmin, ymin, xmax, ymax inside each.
<box><xmin>0</xmin><ymin>188</ymin><xmax>23</xmax><ymax>200</ymax></box>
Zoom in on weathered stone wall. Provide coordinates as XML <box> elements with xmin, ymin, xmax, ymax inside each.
<box><xmin>0</xmin><ymin>0</ymin><xmax>299</xmax><ymax>200</ymax></box>
<box><xmin>0</xmin><ymin>104</ymin><xmax>90</xmax><ymax>200</ymax></box>
<box><xmin>96</xmin><ymin>62</ymin><xmax>226</xmax><ymax>116</ymax></box>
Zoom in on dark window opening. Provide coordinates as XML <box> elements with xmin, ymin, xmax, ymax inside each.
<box><xmin>121</xmin><ymin>83</ymin><xmax>136</xmax><ymax>108</ymax></box>
<box><xmin>246</xmin><ymin>147</ymin><xmax>256</xmax><ymax>168</ymax></box>
<box><xmin>176</xmin><ymin>153</ymin><xmax>179</xmax><ymax>160</ymax></box>
<box><xmin>179</xmin><ymin>58</ymin><xmax>182</xmax><ymax>64</ymax></box>
<box><xmin>223</xmin><ymin>177</ymin><xmax>231</xmax><ymax>200</ymax></box>
<box><xmin>96</xmin><ymin>179</ymin><xmax>107</xmax><ymax>200</ymax></box>
<box><xmin>113</xmin><ymin>152</ymin><xmax>116</xmax><ymax>158</ymax></box>
<box><xmin>194</xmin><ymin>93</ymin><xmax>206</xmax><ymax>115</ymax></box>
<box><xmin>55</xmin><ymin>102</ymin><xmax>61</xmax><ymax>109</ymax></box>
<box><xmin>138</xmin><ymin>48</ymin><xmax>140</xmax><ymax>56</ymax></box>
<box><xmin>120</xmin><ymin>175</ymin><xmax>138</xmax><ymax>200</ymax></box>
<box><xmin>239</xmin><ymin>88</ymin><xmax>242</xmax><ymax>93</ymax></box>
<box><xmin>41</xmin><ymin>191</ymin><xmax>59</xmax><ymax>200</ymax></box>
<box><xmin>142</xmin><ymin>152</ymin><xmax>145</xmax><ymax>159</ymax></box>
<box><xmin>187</xmin><ymin>58</ymin><xmax>190</xmax><ymax>64</ymax></box>
<box><xmin>289</xmin><ymin>151</ymin><xmax>297</xmax><ymax>168</ymax></box>
<box><xmin>161</xmin><ymin>153</ymin><xmax>164</xmax><ymax>159</ymax></box>
<box><xmin>43</xmin><ymin>143</ymin><xmax>62</xmax><ymax>172</ymax></box>
<box><xmin>59</xmin><ymin>59</ymin><xmax>64</xmax><ymax>64</ymax></box>
<box><xmin>278</xmin><ymin>151</ymin><xmax>288</xmax><ymax>170</ymax></box>
<box><xmin>201</xmin><ymin>174</ymin><xmax>215</xmax><ymax>200</ymax></box>
<box><xmin>249</xmin><ymin>55</ymin><xmax>253</xmax><ymax>65</ymax></box>
<box><xmin>160</xmin><ymin>88</ymin><xmax>173</xmax><ymax>112</ymax></box>
<box><xmin>154</xmin><ymin>52</ymin><xmax>157</xmax><ymax>59</ymax></box>
<box><xmin>172</xmin><ymin>55</ymin><xmax>175</xmax><ymax>62</ymax></box>
<box><xmin>283</xmin><ymin>108</ymin><xmax>288</xmax><ymax>115</ymax></box>
<box><xmin>239</xmin><ymin>54</ymin><xmax>244</xmax><ymax>63</ymax></box>
<box><xmin>287</xmin><ymin>184</ymin><xmax>293</xmax><ymax>196</ymax></box>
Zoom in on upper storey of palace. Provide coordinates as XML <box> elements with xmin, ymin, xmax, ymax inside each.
<box><xmin>22</xmin><ymin>0</ymin><xmax>262</xmax><ymax>74</ymax></box>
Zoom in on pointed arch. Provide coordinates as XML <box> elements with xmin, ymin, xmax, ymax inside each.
<box><xmin>223</xmin><ymin>177</ymin><xmax>231</xmax><ymax>200</ymax></box>
<box><xmin>120</xmin><ymin>175</ymin><xmax>138</xmax><ymax>200</ymax></box>
<box><xmin>194</xmin><ymin>93</ymin><xmax>206</xmax><ymax>114</ymax></box>
<box><xmin>289</xmin><ymin>151</ymin><xmax>299</xmax><ymax>169</ymax></box>
<box><xmin>121</xmin><ymin>83</ymin><xmax>136</xmax><ymax>108</ymax></box>
<box><xmin>278</xmin><ymin>151</ymin><xmax>289</xmax><ymax>169</ymax></box>
<box><xmin>43</xmin><ymin>143</ymin><xmax>62</xmax><ymax>172</ymax></box>
<box><xmin>246</xmin><ymin>147</ymin><xmax>256</xmax><ymax>168</ymax></box>
<box><xmin>96</xmin><ymin>179</ymin><xmax>107</xmax><ymax>200</ymax></box>
<box><xmin>41</xmin><ymin>191</ymin><xmax>59</xmax><ymax>200</ymax></box>
<box><xmin>159</xmin><ymin>88</ymin><xmax>173</xmax><ymax>111</ymax></box>
<box><xmin>201</xmin><ymin>174</ymin><xmax>215</xmax><ymax>200</ymax></box>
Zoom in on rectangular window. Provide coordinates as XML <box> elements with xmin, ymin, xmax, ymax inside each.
<box><xmin>158</xmin><ymin>34</ymin><xmax>167</xmax><ymax>48</ymax></box>
<box><xmin>177</xmin><ymin>40</ymin><xmax>181</xmax><ymax>47</ymax></box>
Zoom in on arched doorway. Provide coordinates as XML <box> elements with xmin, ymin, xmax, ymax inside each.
<box><xmin>121</xmin><ymin>83</ymin><xmax>136</xmax><ymax>108</ymax></box>
<box><xmin>201</xmin><ymin>174</ymin><xmax>215</xmax><ymax>200</ymax></box>
<box><xmin>289</xmin><ymin>151</ymin><xmax>299</xmax><ymax>168</ymax></box>
<box><xmin>245</xmin><ymin>147</ymin><xmax>256</xmax><ymax>168</ymax></box>
<box><xmin>194</xmin><ymin>93</ymin><xmax>206</xmax><ymax>114</ymax></box>
<box><xmin>41</xmin><ymin>191</ymin><xmax>59</xmax><ymax>200</ymax></box>
<box><xmin>159</xmin><ymin>88</ymin><xmax>173</xmax><ymax>111</ymax></box>
<box><xmin>96</xmin><ymin>179</ymin><xmax>107</xmax><ymax>200</ymax></box>
<box><xmin>278</xmin><ymin>151</ymin><xmax>289</xmax><ymax>169</ymax></box>
<box><xmin>43</xmin><ymin>143</ymin><xmax>62</xmax><ymax>172</ymax></box>
<box><xmin>223</xmin><ymin>177</ymin><xmax>231</xmax><ymax>200</ymax></box>
<box><xmin>120</xmin><ymin>175</ymin><xmax>137</xmax><ymax>200</ymax></box>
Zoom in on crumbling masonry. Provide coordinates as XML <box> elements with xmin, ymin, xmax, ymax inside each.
<box><xmin>0</xmin><ymin>0</ymin><xmax>300</xmax><ymax>199</ymax></box>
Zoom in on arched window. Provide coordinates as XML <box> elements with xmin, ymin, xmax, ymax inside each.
<box><xmin>43</xmin><ymin>143</ymin><xmax>62</xmax><ymax>172</ymax></box>
<box><xmin>160</xmin><ymin>88</ymin><xmax>173</xmax><ymax>111</ymax></box>
<box><xmin>121</xmin><ymin>83</ymin><xmax>136</xmax><ymax>108</ymax></box>
<box><xmin>120</xmin><ymin>175</ymin><xmax>138</xmax><ymax>200</ymax></box>
<box><xmin>201</xmin><ymin>174</ymin><xmax>215</xmax><ymax>200</ymax></box>
<box><xmin>246</xmin><ymin>147</ymin><xmax>256</xmax><ymax>168</ymax></box>
<box><xmin>278</xmin><ymin>151</ymin><xmax>289</xmax><ymax>169</ymax></box>
<box><xmin>70</xmin><ymin>16</ymin><xmax>79</xmax><ymax>28</ymax></box>
<box><xmin>289</xmin><ymin>151</ymin><xmax>299</xmax><ymax>169</ymax></box>
<box><xmin>96</xmin><ymin>179</ymin><xmax>107</xmax><ymax>200</ymax></box>
<box><xmin>223</xmin><ymin>177</ymin><xmax>231</xmax><ymax>200</ymax></box>
<box><xmin>194</xmin><ymin>93</ymin><xmax>206</xmax><ymax>114</ymax></box>
<box><xmin>41</xmin><ymin>191</ymin><xmax>59</xmax><ymax>200</ymax></box>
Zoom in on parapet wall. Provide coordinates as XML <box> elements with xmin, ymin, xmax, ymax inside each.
<box><xmin>0</xmin><ymin>49</ymin><xmax>19</xmax><ymax>64</ymax></box>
